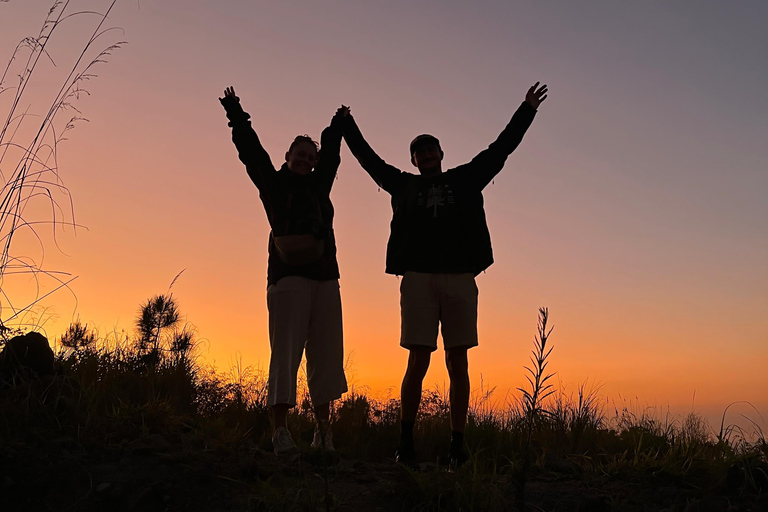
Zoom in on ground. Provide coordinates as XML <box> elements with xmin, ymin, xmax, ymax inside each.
<box><xmin>3</xmin><ymin>434</ymin><xmax>767</xmax><ymax>512</ymax></box>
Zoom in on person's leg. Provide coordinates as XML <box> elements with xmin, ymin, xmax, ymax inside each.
<box><xmin>310</xmin><ymin>401</ymin><xmax>334</xmax><ymax>450</ymax></box>
<box><xmin>314</xmin><ymin>402</ymin><xmax>330</xmax><ymax>423</ymax></box>
<box><xmin>401</xmin><ymin>347</ymin><xmax>432</xmax><ymax>422</ymax></box>
<box><xmin>305</xmin><ymin>279</ymin><xmax>347</xmax><ymax>451</ymax></box>
<box><xmin>266</xmin><ymin>277</ymin><xmax>313</xmax><ymax>440</ymax></box>
<box><xmin>398</xmin><ymin>272</ymin><xmax>440</xmax><ymax>465</ymax></box>
<box><xmin>396</xmin><ymin>347</ymin><xmax>431</xmax><ymax>464</ymax></box>
<box><xmin>399</xmin><ymin>272</ymin><xmax>440</xmax><ymax>421</ymax></box>
<box><xmin>272</xmin><ymin>404</ymin><xmax>290</xmax><ymax>430</ymax></box>
<box><xmin>445</xmin><ymin>347</ymin><xmax>470</xmax><ymax>433</ymax></box>
<box><xmin>438</xmin><ymin>273</ymin><xmax>478</xmax><ymax>465</ymax></box>
<box><xmin>305</xmin><ymin>280</ymin><xmax>347</xmax><ymax>420</ymax></box>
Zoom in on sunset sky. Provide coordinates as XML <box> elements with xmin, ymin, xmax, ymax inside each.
<box><xmin>2</xmin><ymin>1</ymin><xmax>766</xmax><ymax>428</ymax></box>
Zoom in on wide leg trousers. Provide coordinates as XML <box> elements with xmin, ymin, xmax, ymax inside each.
<box><xmin>266</xmin><ymin>276</ymin><xmax>348</xmax><ymax>407</ymax></box>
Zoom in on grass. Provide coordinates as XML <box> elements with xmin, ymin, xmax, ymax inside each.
<box><xmin>1</xmin><ymin>298</ymin><xmax>766</xmax><ymax>511</ymax></box>
<box><xmin>1</xmin><ymin>0</ymin><xmax>125</xmax><ymax>333</ymax></box>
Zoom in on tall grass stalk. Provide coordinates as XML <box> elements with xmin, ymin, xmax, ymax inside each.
<box><xmin>0</xmin><ymin>0</ymin><xmax>124</xmax><ymax>333</ymax></box>
<box><xmin>515</xmin><ymin>306</ymin><xmax>555</xmax><ymax>510</ymax></box>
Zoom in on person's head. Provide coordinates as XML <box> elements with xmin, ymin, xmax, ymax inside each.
<box><xmin>409</xmin><ymin>134</ymin><xmax>443</xmax><ymax>175</ymax></box>
<box><xmin>285</xmin><ymin>135</ymin><xmax>319</xmax><ymax>175</ymax></box>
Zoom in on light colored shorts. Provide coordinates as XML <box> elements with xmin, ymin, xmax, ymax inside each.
<box><xmin>399</xmin><ymin>272</ymin><xmax>478</xmax><ymax>352</ymax></box>
<box><xmin>266</xmin><ymin>276</ymin><xmax>348</xmax><ymax>407</ymax></box>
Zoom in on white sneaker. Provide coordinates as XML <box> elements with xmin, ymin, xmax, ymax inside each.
<box><xmin>310</xmin><ymin>424</ymin><xmax>335</xmax><ymax>452</ymax></box>
<box><xmin>272</xmin><ymin>427</ymin><xmax>298</xmax><ymax>455</ymax></box>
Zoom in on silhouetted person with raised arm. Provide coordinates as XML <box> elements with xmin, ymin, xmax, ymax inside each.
<box><xmin>342</xmin><ymin>83</ymin><xmax>548</xmax><ymax>467</ymax></box>
<box><xmin>220</xmin><ymin>87</ymin><xmax>349</xmax><ymax>455</ymax></box>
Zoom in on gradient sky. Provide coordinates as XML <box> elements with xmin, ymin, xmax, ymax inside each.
<box><xmin>2</xmin><ymin>1</ymin><xmax>766</xmax><ymax>428</ymax></box>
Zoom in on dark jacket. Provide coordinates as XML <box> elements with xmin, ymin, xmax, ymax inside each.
<box><xmin>222</xmin><ymin>99</ymin><xmax>344</xmax><ymax>286</ymax></box>
<box><xmin>343</xmin><ymin>102</ymin><xmax>537</xmax><ymax>276</ymax></box>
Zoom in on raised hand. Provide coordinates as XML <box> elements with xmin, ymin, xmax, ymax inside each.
<box><xmin>221</xmin><ymin>86</ymin><xmax>239</xmax><ymax>102</ymax></box>
<box><xmin>219</xmin><ymin>86</ymin><xmax>242</xmax><ymax>112</ymax></box>
<box><xmin>525</xmin><ymin>82</ymin><xmax>548</xmax><ymax>109</ymax></box>
<box><xmin>336</xmin><ymin>104</ymin><xmax>351</xmax><ymax>117</ymax></box>
<box><xmin>330</xmin><ymin>104</ymin><xmax>351</xmax><ymax>130</ymax></box>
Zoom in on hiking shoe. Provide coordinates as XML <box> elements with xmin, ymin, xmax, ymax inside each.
<box><xmin>272</xmin><ymin>427</ymin><xmax>298</xmax><ymax>455</ymax></box>
<box><xmin>310</xmin><ymin>424</ymin><xmax>335</xmax><ymax>452</ymax></box>
<box><xmin>395</xmin><ymin>441</ymin><xmax>418</xmax><ymax>469</ymax></box>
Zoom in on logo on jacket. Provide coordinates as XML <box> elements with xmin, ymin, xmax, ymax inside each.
<box><xmin>418</xmin><ymin>184</ymin><xmax>454</xmax><ymax>218</ymax></box>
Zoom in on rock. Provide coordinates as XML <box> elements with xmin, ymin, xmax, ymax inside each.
<box><xmin>0</xmin><ymin>332</ymin><xmax>55</xmax><ymax>380</ymax></box>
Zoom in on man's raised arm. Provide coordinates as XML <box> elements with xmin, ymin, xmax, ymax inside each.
<box><xmin>459</xmin><ymin>82</ymin><xmax>548</xmax><ymax>189</ymax></box>
<box><xmin>342</xmin><ymin>114</ymin><xmax>404</xmax><ymax>195</ymax></box>
<box><xmin>313</xmin><ymin>105</ymin><xmax>349</xmax><ymax>195</ymax></box>
<box><xmin>219</xmin><ymin>86</ymin><xmax>277</xmax><ymax>190</ymax></box>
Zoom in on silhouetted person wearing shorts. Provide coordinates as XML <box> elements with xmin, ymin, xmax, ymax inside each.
<box><xmin>220</xmin><ymin>87</ymin><xmax>349</xmax><ymax>455</ymax></box>
<box><xmin>342</xmin><ymin>83</ymin><xmax>548</xmax><ymax>467</ymax></box>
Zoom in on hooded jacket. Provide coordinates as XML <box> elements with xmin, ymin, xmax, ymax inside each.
<box><xmin>342</xmin><ymin>102</ymin><xmax>536</xmax><ymax>276</ymax></box>
<box><xmin>222</xmin><ymin>99</ymin><xmax>343</xmax><ymax>286</ymax></box>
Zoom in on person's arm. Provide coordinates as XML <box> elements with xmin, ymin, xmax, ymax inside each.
<box><xmin>313</xmin><ymin>105</ymin><xmax>348</xmax><ymax>194</ymax></box>
<box><xmin>219</xmin><ymin>86</ymin><xmax>277</xmax><ymax>190</ymax></box>
<box><xmin>458</xmin><ymin>82</ymin><xmax>548</xmax><ymax>189</ymax></box>
<box><xmin>342</xmin><ymin>114</ymin><xmax>404</xmax><ymax>195</ymax></box>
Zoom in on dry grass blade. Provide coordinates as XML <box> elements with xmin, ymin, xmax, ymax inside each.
<box><xmin>0</xmin><ymin>0</ymin><xmax>124</xmax><ymax>331</ymax></box>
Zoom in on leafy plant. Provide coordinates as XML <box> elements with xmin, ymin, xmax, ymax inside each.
<box><xmin>514</xmin><ymin>306</ymin><xmax>555</xmax><ymax>510</ymax></box>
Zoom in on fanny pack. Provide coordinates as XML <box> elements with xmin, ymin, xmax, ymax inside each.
<box><xmin>273</xmin><ymin>234</ymin><xmax>325</xmax><ymax>266</ymax></box>
<box><xmin>272</xmin><ymin>192</ymin><xmax>326</xmax><ymax>266</ymax></box>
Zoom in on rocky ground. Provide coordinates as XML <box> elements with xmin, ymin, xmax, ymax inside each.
<box><xmin>3</xmin><ymin>435</ymin><xmax>767</xmax><ymax>512</ymax></box>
